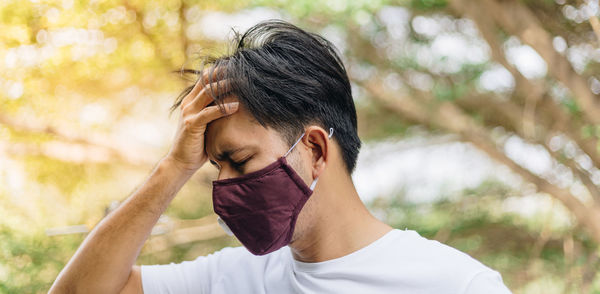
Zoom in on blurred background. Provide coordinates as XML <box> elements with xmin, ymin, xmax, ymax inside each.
<box><xmin>1</xmin><ymin>0</ymin><xmax>600</xmax><ymax>293</ymax></box>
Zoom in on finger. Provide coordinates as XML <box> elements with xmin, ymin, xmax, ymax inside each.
<box><xmin>181</xmin><ymin>78</ymin><xmax>205</xmax><ymax>108</ymax></box>
<box><xmin>200</xmin><ymin>65</ymin><xmax>227</xmax><ymax>85</ymax></box>
<box><xmin>181</xmin><ymin>66</ymin><xmax>227</xmax><ymax>108</ymax></box>
<box><xmin>188</xmin><ymin>102</ymin><xmax>239</xmax><ymax>127</ymax></box>
<box><xmin>201</xmin><ymin>79</ymin><xmax>233</xmax><ymax>106</ymax></box>
<box><xmin>184</xmin><ymin>79</ymin><xmax>233</xmax><ymax>114</ymax></box>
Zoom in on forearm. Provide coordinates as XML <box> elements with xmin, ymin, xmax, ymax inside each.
<box><xmin>50</xmin><ymin>157</ymin><xmax>194</xmax><ymax>294</ymax></box>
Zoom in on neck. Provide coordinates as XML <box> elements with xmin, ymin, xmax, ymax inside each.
<box><xmin>289</xmin><ymin>174</ymin><xmax>393</xmax><ymax>263</ymax></box>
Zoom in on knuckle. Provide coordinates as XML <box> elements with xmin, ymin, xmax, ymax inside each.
<box><xmin>198</xmin><ymin>108</ymin><xmax>209</xmax><ymax>117</ymax></box>
<box><xmin>203</xmin><ymin>82</ymin><xmax>213</xmax><ymax>91</ymax></box>
<box><xmin>183</xmin><ymin>118</ymin><xmax>193</xmax><ymax>128</ymax></box>
<box><xmin>181</xmin><ymin>103</ymin><xmax>190</xmax><ymax>113</ymax></box>
<box><xmin>181</xmin><ymin>103</ymin><xmax>194</xmax><ymax>115</ymax></box>
<box><xmin>202</xmin><ymin>70</ymin><xmax>210</xmax><ymax>81</ymax></box>
<box><xmin>198</xmin><ymin>86</ymin><xmax>208</xmax><ymax>98</ymax></box>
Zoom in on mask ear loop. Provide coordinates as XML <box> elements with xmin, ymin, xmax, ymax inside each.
<box><xmin>217</xmin><ymin>216</ymin><xmax>234</xmax><ymax>236</ymax></box>
<box><xmin>284</xmin><ymin>132</ymin><xmax>306</xmax><ymax>158</ymax></box>
<box><xmin>309</xmin><ymin>127</ymin><xmax>334</xmax><ymax>191</ymax></box>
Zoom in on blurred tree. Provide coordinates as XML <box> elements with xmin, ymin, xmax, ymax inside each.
<box><xmin>354</xmin><ymin>0</ymin><xmax>600</xmax><ymax>244</ymax></box>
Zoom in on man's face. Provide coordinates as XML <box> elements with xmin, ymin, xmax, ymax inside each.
<box><xmin>204</xmin><ymin>96</ymin><xmax>319</xmax><ymax>244</ymax></box>
<box><xmin>204</xmin><ymin>96</ymin><xmax>291</xmax><ymax>180</ymax></box>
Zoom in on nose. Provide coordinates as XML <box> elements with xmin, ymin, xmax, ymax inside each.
<box><xmin>217</xmin><ymin>168</ymin><xmax>239</xmax><ymax>181</ymax></box>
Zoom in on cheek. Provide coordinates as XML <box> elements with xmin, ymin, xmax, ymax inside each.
<box><xmin>286</xmin><ymin>150</ymin><xmax>314</xmax><ymax>184</ymax></box>
<box><xmin>242</xmin><ymin>154</ymin><xmax>278</xmax><ymax>174</ymax></box>
<box><xmin>292</xmin><ymin>189</ymin><xmax>318</xmax><ymax>240</ymax></box>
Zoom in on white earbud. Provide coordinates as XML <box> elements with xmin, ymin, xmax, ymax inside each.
<box><xmin>217</xmin><ymin>217</ymin><xmax>234</xmax><ymax>236</ymax></box>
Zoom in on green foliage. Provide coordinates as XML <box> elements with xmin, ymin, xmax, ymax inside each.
<box><xmin>562</xmin><ymin>96</ymin><xmax>581</xmax><ymax>115</ymax></box>
<box><xmin>581</xmin><ymin>124</ymin><xmax>600</xmax><ymax>140</ymax></box>
<box><xmin>358</xmin><ymin>101</ymin><xmax>412</xmax><ymax>141</ymax></box>
<box><xmin>0</xmin><ymin>226</ymin><xmax>84</xmax><ymax>293</ymax></box>
<box><xmin>24</xmin><ymin>156</ymin><xmax>88</xmax><ymax>196</ymax></box>
<box><xmin>432</xmin><ymin>64</ymin><xmax>486</xmax><ymax>101</ymax></box>
<box><xmin>410</xmin><ymin>0</ymin><xmax>447</xmax><ymax>11</ymax></box>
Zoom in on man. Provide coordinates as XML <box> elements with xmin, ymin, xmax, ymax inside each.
<box><xmin>50</xmin><ymin>20</ymin><xmax>512</xmax><ymax>293</ymax></box>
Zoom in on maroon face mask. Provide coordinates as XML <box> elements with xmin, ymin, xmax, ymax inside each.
<box><xmin>212</xmin><ymin>128</ymin><xmax>334</xmax><ymax>256</ymax></box>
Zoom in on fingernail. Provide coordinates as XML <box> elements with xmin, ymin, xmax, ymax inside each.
<box><xmin>228</xmin><ymin>102</ymin><xmax>239</xmax><ymax>111</ymax></box>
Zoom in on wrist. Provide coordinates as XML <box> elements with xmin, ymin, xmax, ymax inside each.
<box><xmin>160</xmin><ymin>155</ymin><xmax>198</xmax><ymax>178</ymax></box>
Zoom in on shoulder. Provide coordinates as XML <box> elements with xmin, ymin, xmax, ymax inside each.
<box><xmin>385</xmin><ymin>229</ymin><xmax>510</xmax><ymax>292</ymax></box>
<box><xmin>463</xmin><ymin>270</ymin><xmax>512</xmax><ymax>294</ymax></box>
<box><xmin>389</xmin><ymin>229</ymin><xmax>492</xmax><ymax>271</ymax></box>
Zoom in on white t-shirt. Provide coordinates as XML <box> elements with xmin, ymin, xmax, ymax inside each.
<box><xmin>141</xmin><ymin>229</ymin><xmax>512</xmax><ymax>294</ymax></box>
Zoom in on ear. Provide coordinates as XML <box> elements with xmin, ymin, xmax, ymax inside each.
<box><xmin>302</xmin><ymin>126</ymin><xmax>331</xmax><ymax>179</ymax></box>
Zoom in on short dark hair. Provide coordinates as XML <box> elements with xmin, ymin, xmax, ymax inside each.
<box><xmin>171</xmin><ymin>19</ymin><xmax>361</xmax><ymax>174</ymax></box>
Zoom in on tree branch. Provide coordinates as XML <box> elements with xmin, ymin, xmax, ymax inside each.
<box><xmin>0</xmin><ymin>113</ymin><xmax>154</xmax><ymax>166</ymax></box>
<box><xmin>450</xmin><ymin>0</ymin><xmax>600</xmax><ymax>126</ymax></box>
<box><xmin>362</xmin><ymin>76</ymin><xmax>600</xmax><ymax>243</ymax></box>
<box><xmin>448</xmin><ymin>0</ymin><xmax>600</xmax><ymax>170</ymax></box>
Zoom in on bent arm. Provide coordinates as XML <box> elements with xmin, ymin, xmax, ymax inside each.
<box><xmin>49</xmin><ymin>67</ymin><xmax>236</xmax><ymax>294</ymax></box>
<box><xmin>49</xmin><ymin>157</ymin><xmax>194</xmax><ymax>294</ymax></box>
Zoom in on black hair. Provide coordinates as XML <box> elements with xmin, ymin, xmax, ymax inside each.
<box><xmin>171</xmin><ymin>19</ymin><xmax>361</xmax><ymax>174</ymax></box>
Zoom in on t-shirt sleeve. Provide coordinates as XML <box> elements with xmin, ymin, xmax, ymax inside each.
<box><xmin>463</xmin><ymin>270</ymin><xmax>512</xmax><ymax>294</ymax></box>
<box><xmin>140</xmin><ymin>246</ymin><xmax>244</xmax><ymax>294</ymax></box>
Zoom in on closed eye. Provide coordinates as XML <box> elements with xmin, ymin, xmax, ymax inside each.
<box><xmin>209</xmin><ymin>159</ymin><xmax>221</xmax><ymax>169</ymax></box>
<box><xmin>231</xmin><ymin>156</ymin><xmax>253</xmax><ymax>172</ymax></box>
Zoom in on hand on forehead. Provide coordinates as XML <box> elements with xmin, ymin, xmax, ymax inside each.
<box><xmin>205</xmin><ymin>98</ymin><xmax>258</xmax><ymax>155</ymax></box>
<box><xmin>204</xmin><ymin>100</ymin><xmax>289</xmax><ymax>166</ymax></box>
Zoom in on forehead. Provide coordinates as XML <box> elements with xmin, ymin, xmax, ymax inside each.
<box><xmin>204</xmin><ymin>98</ymin><xmax>283</xmax><ymax>158</ymax></box>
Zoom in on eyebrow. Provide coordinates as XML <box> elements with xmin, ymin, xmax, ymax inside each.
<box><xmin>214</xmin><ymin>146</ymin><xmax>249</xmax><ymax>162</ymax></box>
